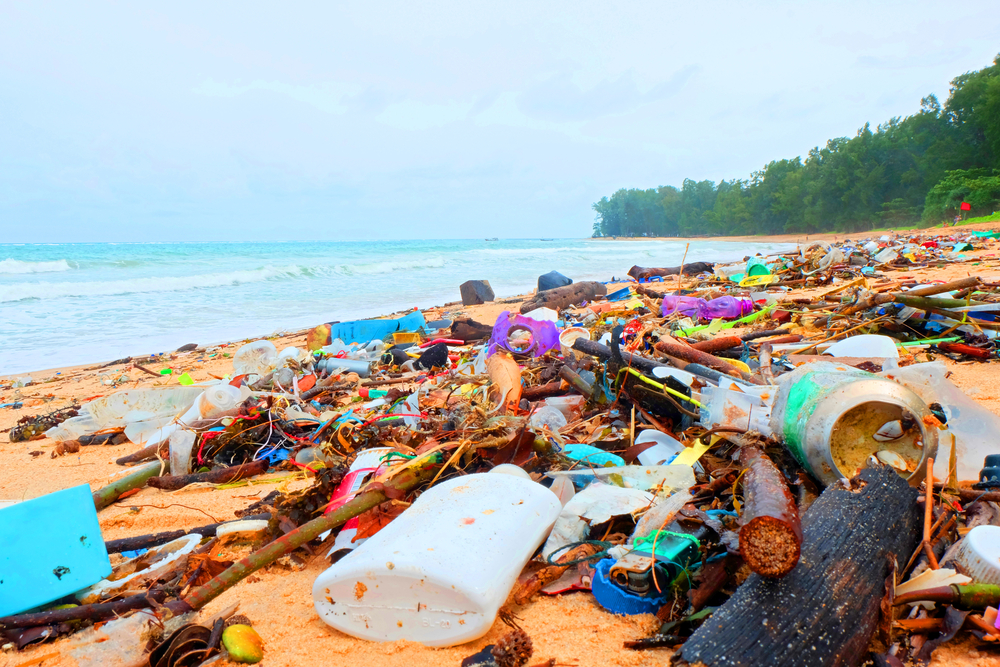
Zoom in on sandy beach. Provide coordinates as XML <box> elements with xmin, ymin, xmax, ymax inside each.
<box><xmin>3</xmin><ymin>225</ymin><xmax>1000</xmax><ymax>667</ymax></box>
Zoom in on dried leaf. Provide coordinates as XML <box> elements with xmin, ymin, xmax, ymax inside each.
<box><xmin>354</xmin><ymin>500</ymin><xmax>411</xmax><ymax>540</ymax></box>
<box><xmin>185</xmin><ymin>554</ymin><xmax>234</xmax><ymax>588</ymax></box>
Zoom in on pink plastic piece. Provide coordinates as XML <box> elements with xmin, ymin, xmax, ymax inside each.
<box><xmin>488</xmin><ymin>311</ymin><xmax>560</xmax><ymax>357</ymax></box>
<box><xmin>662</xmin><ymin>295</ymin><xmax>753</xmax><ymax>321</ymax></box>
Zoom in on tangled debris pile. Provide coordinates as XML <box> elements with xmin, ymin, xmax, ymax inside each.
<box><xmin>4</xmin><ymin>228</ymin><xmax>1000</xmax><ymax>666</ymax></box>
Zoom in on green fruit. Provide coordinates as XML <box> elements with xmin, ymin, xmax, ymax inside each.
<box><xmin>222</xmin><ymin>624</ymin><xmax>264</xmax><ymax>664</ymax></box>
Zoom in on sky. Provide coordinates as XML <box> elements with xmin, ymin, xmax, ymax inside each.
<box><xmin>1</xmin><ymin>1</ymin><xmax>998</xmax><ymax>242</ymax></box>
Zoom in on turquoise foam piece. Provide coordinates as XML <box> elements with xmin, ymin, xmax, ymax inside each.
<box><xmin>0</xmin><ymin>484</ymin><xmax>111</xmax><ymax>616</ymax></box>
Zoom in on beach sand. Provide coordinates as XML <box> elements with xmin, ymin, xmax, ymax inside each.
<box><xmin>2</xmin><ymin>226</ymin><xmax>1000</xmax><ymax>667</ymax></box>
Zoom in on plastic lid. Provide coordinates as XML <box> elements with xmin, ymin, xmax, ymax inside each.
<box><xmin>956</xmin><ymin>525</ymin><xmax>1000</xmax><ymax>585</ymax></box>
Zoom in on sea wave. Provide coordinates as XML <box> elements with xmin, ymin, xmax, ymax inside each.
<box><xmin>0</xmin><ymin>258</ymin><xmax>74</xmax><ymax>274</ymax></box>
<box><xmin>337</xmin><ymin>256</ymin><xmax>446</xmax><ymax>275</ymax></box>
<box><xmin>0</xmin><ymin>264</ymin><xmax>307</xmax><ymax>302</ymax></box>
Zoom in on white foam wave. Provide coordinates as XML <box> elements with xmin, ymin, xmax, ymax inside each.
<box><xmin>0</xmin><ymin>264</ymin><xmax>306</xmax><ymax>302</ymax></box>
<box><xmin>0</xmin><ymin>258</ymin><xmax>74</xmax><ymax>274</ymax></box>
<box><xmin>338</xmin><ymin>256</ymin><xmax>446</xmax><ymax>275</ymax></box>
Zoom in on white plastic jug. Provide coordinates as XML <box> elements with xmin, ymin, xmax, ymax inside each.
<box><xmin>312</xmin><ymin>473</ymin><xmax>561</xmax><ymax>647</ymax></box>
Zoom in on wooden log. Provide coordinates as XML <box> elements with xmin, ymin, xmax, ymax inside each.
<box><xmin>740</xmin><ymin>329</ymin><xmax>792</xmax><ymax>342</ymax></box>
<box><xmin>691</xmin><ymin>336</ymin><xmax>743</xmax><ymax>354</ymax></box>
<box><xmin>521</xmin><ymin>381</ymin><xmax>565</xmax><ymax>401</ymax></box>
<box><xmin>905</xmin><ymin>276</ymin><xmax>980</xmax><ymax>296</ymax></box>
<box><xmin>147</xmin><ymin>458</ymin><xmax>268</xmax><ymax>491</ymax></box>
<box><xmin>519</xmin><ymin>281</ymin><xmax>607</xmax><ymax>314</ymax></box>
<box><xmin>654</xmin><ymin>339</ymin><xmax>762</xmax><ymax>385</ymax></box>
<box><xmin>627</xmin><ymin>262</ymin><xmax>715</xmax><ymax>280</ymax></box>
<box><xmin>737</xmin><ymin>446</ymin><xmax>802</xmax><ymax>578</ymax></box>
<box><xmin>674</xmin><ymin>465</ymin><xmax>920</xmax><ymax>667</ymax></box>
<box><xmin>571</xmin><ymin>338</ymin><xmax>669</xmax><ymax>375</ymax></box>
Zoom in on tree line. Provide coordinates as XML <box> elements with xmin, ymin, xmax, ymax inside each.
<box><xmin>592</xmin><ymin>55</ymin><xmax>1000</xmax><ymax>237</ymax></box>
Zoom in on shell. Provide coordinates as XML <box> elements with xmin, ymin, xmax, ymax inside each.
<box><xmin>873</xmin><ymin>420</ymin><xmax>904</xmax><ymax>442</ymax></box>
<box><xmin>222</xmin><ymin>624</ymin><xmax>264</xmax><ymax>664</ymax></box>
<box><xmin>876</xmin><ymin>450</ymin><xmax>909</xmax><ymax>470</ymax></box>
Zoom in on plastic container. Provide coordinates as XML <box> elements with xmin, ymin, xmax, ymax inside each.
<box><xmin>770</xmin><ymin>362</ymin><xmax>938</xmax><ymax>487</ymax></box>
<box><xmin>324</xmin><ymin>447</ymin><xmax>394</xmax><ymax>554</ymax></box>
<box><xmin>745</xmin><ymin>256</ymin><xmax>771</xmax><ymax>276</ymax></box>
<box><xmin>168</xmin><ymin>429</ymin><xmax>196</xmax><ymax>476</ymax></box>
<box><xmin>544</xmin><ymin>395</ymin><xmax>585</xmax><ymax>421</ymax></box>
<box><xmin>880</xmin><ymin>361</ymin><xmax>1000</xmax><ymax>481</ymax></box>
<box><xmin>179</xmin><ymin>384</ymin><xmax>243</xmax><ymax>425</ymax></box>
<box><xmin>312</xmin><ymin>473</ymin><xmax>561</xmax><ymax>647</ymax></box>
<box><xmin>316</xmin><ymin>357</ymin><xmax>373</xmax><ymax>378</ymax></box>
<box><xmin>634</xmin><ymin>430</ymin><xmax>686</xmax><ymax>466</ymax></box>
<box><xmin>232</xmin><ymin>340</ymin><xmax>278</xmax><ymax>376</ymax></box>
<box><xmin>392</xmin><ymin>332</ymin><xmax>423</xmax><ymax>345</ymax></box>
<box><xmin>661</xmin><ymin>296</ymin><xmax>753</xmax><ymax>321</ymax></box>
<box><xmin>953</xmin><ymin>525</ymin><xmax>1000</xmax><ymax>585</ymax></box>
<box><xmin>529</xmin><ymin>405</ymin><xmax>568</xmax><ymax>432</ymax></box>
<box><xmin>699</xmin><ymin>385</ymin><xmax>773</xmax><ymax>435</ymax></box>
<box><xmin>559</xmin><ymin>327</ymin><xmax>591</xmax><ymax>360</ymax></box>
<box><xmin>85</xmin><ymin>386</ymin><xmax>205</xmax><ymax>428</ymax></box>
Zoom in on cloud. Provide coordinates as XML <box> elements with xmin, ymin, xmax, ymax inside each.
<box><xmin>517</xmin><ymin>66</ymin><xmax>699</xmax><ymax>122</ymax></box>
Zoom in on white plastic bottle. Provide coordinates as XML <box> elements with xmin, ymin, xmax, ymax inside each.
<box><xmin>312</xmin><ymin>472</ymin><xmax>561</xmax><ymax>647</ymax></box>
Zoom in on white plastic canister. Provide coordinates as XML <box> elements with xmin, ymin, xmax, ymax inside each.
<box><xmin>312</xmin><ymin>472</ymin><xmax>561</xmax><ymax>647</ymax></box>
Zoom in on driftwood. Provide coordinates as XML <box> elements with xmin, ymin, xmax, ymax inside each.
<box><xmin>519</xmin><ymin>281</ymin><xmax>607</xmax><ymax>314</ymax></box>
<box><xmin>0</xmin><ymin>590</ymin><xmax>169</xmax><ymax>630</ymax></box>
<box><xmin>654</xmin><ymin>339</ymin><xmax>762</xmax><ymax>385</ymax></box>
<box><xmin>521</xmin><ymin>381</ymin><xmax>565</xmax><ymax>401</ymax></box>
<box><xmin>628</xmin><ymin>262</ymin><xmax>715</xmax><ymax>280</ymax></box>
<box><xmin>737</xmin><ymin>446</ymin><xmax>801</xmax><ymax>578</ymax></box>
<box><xmin>690</xmin><ymin>336</ymin><xmax>742</xmax><ymax>354</ymax></box>
<box><xmin>115</xmin><ymin>441</ymin><xmax>169</xmax><ymax>465</ymax></box>
<box><xmin>104</xmin><ymin>513</ymin><xmax>271</xmax><ymax>553</ymax></box>
<box><xmin>673</xmin><ymin>465</ymin><xmax>920</xmax><ymax>667</ymax></box>
<box><xmin>148</xmin><ymin>459</ymin><xmax>268</xmax><ymax>491</ymax></box>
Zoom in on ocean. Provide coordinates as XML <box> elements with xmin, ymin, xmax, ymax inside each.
<box><xmin>0</xmin><ymin>238</ymin><xmax>798</xmax><ymax>375</ymax></box>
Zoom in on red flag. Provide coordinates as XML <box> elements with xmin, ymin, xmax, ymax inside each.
<box><xmin>961</xmin><ymin>202</ymin><xmax>972</xmax><ymax>211</ymax></box>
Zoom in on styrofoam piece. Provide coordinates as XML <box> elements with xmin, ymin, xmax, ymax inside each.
<box><xmin>651</xmin><ymin>366</ymin><xmax>697</xmax><ymax>386</ymax></box>
<box><xmin>0</xmin><ymin>484</ymin><xmax>112</xmax><ymax>616</ymax></box>
<box><xmin>825</xmin><ymin>334</ymin><xmax>900</xmax><ymax>359</ymax></box>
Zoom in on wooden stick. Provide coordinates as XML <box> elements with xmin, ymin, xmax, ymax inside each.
<box><xmin>147</xmin><ymin>458</ymin><xmax>268</xmax><ymax>491</ymax></box>
<box><xmin>676</xmin><ymin>242</ymin><xmax>690</xmax><ymax>295</ymax></box>
<box><xmin>165</xmin><ymin>457</ymin><xmax>443</xmax><ymax>615</ymax></box>
<box><xmin>0</xmin><ymin>590</ymin><xmax>168</xmax><ymax>629</ymax></box>
<box><xmin>924</xmin><ymin>457</ymin><xmax>939</xmax><ymax>570</ymax></box>
<box><xmin>93</xmin><ymin>460</ymin><xmax>166</xmax><ymax>511</ymax></box>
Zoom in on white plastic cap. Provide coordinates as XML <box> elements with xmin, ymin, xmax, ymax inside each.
<box><xmin>955</xmin><ymin>525</ymin><xmax>1000</xmax><ymax>585</ymax></box>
